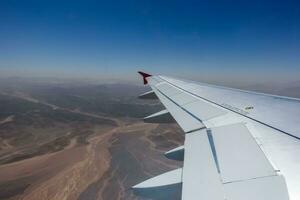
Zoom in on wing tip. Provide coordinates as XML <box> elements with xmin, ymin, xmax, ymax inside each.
<box><xmin>138</xmin><ymin>71</ymin><xmax>152</xmax><ymax>85</ymax></box>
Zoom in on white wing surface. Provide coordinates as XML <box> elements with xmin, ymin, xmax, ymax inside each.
<box><xmin>133</xmin><ymin>72</ymin><xmax>300</xmax><ymax>200</ymax></box>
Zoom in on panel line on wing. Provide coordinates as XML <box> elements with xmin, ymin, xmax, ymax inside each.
<box><xmin>207</xmin><ymin>129</ymin><xmax>221</xmax><ymax>174</ymax></box>
<box><xmin>222</xmin><ymin>174</ymin><xmax>278</xmax><ymax>184</ymax></box>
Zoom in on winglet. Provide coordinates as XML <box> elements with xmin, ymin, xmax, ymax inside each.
<box><xmin>138</xmin><ymin>71</ymin><xmax>152</xmax><ymax>85</ymax></box>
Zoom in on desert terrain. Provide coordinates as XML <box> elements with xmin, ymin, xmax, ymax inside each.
<box><xmin>0</xmin><ymin>78</ymin><xmax>183</xmax><ymax>200</ymax></box>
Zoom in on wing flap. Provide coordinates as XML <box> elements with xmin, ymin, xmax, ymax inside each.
<box><xmin>211</xmin><ymin>123</ymin><xmax>276</xmax><ymax>183</ymax></box>
<box><xmin>182</xmin><ymin>129</ymin><xmax>224</xmax><ymax>200</ymax></box>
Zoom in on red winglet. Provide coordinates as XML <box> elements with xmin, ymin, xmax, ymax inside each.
<box><xmin>138</xmin><ymin>71</ymin><xmax>152</xmax><ymax>85</ymax></box>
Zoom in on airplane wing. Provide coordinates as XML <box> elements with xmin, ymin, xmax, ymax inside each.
<box><xmin>133</xmin><ymin>72</ymin><xmax>300</xmax><ymax>200</ymax></box>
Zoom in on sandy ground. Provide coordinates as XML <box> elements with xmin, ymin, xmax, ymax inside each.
<box><xmin>0</xmin><ymin>120</ymin><xmax>118</xmax><ymax>200</ymax></box>
<box><xmin>0</xmin><ymin>117</ymin><xmax>182</xmax><ymax>200</ymax></box>
<box><xmin>0</xmin><ymin>91</ymin><xmax>183</xmax><ymax>200</ymax></box>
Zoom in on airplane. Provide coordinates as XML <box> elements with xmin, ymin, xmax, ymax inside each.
<box><xmin>132</xmin><ymin>71</ymin><xmax>300</xmax><ymax>200</ymax></box>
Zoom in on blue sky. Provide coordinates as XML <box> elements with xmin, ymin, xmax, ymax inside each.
<box><xmin>0</xmin><ymin>0</ymin><xmax>299</xmax><ymax>83</ymax></box>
